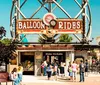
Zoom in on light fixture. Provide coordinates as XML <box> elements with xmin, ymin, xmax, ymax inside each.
<box><xmin>50</xmin><ymin>19</ymin><xmax>57</xmax><ymax>27</ymax></box>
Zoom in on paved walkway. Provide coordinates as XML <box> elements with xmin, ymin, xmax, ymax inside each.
<box><xmin>1</xmin><ymin>73</ymin><xmax>100</xmax><ymax>85</ymax></box>
<box><xmin>22</xmin><ymin>72</ymin><xmax>100</xmax><ymax>82</ymax></box>
<box><xmin>21</xmin><ymin>73</ymin><xmax>100</xmax><ymax>85</ymax></box>
<box><xmin>22</xmin><ymin>75</ymin><xmax>64</xmax><ymax>83</ymax></box>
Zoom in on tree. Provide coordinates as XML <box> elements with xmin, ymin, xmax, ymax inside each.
<box><xmin>0</xmin><ymin>39</ymin><xmax>17</xmax><ymax>65</ymax></box>
<box><xmin>0</xmin><ymin>27</ymin><xmax>17</xmax><ymax>71</ymax></box>
<box><xmin>0</xmin><ymin>26</ymin><xmax>6</xmax><ymax>39</ymax></box>
<box><xmin>38</xmin><ymin>34</ymin><xmax>73</xmax><ymax>43</ymax></box>
<box><xmin>58</xmin><ymin>34</ymin><xmax>73</xmax><ymax>43</ymax></box>
<box><xmin>0</xmin><ymin>38</ymin><xmax>12</xmax><ymax>46</ymax></box>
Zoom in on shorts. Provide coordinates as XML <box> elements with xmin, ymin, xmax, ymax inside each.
<box><xmin>69</xmin><ymin>72</ymin><xmax>73</xmax><ymax>77</ymax></box>
<box><xmin>47</xmin><ymin>71</ymin><xmax>52</xmax><ymax>78</ymax></box>
<box><xmin>52</xmin><ymin>71</ymin><xmax>57</xmax><ymax>76</ymax></box>
<box><xmin>60</xmin><ymin>67</ymin><xmax>64</xmax><ymax>74</ymax></box>
<box><xmin>85</xmin><ymin>68</ymin><xmax>88</xmax><ymax>72</ymax></box>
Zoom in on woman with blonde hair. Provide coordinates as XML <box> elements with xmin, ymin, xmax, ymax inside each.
<box><xmin>72</xmin><ymin>61</ymin><xmax>78</xmax><ymax>82</ymax></box>
<box><xmin>18</xmin><ymin>63</ymin><xmax>23</xmax><ymax>85</ymax></box>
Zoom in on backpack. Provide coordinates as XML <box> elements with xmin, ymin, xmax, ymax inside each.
<box><xmin>41</xmin><ymin>64</ymin><xmax>44</xmax><ymax>68</ymax></box>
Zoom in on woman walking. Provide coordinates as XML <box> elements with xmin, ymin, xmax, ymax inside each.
<box><xmin>60</xmin><ymin>62</ymin><xmax>65</xmax><ymax>77</ymax></box>
<box><xmin>72</xmin><ymin>61</ymin><xmax>78</xmax><ymax>82</ymax></box>
<box><xmin>41</xmin><ymin>61</ymin><xmax>44</xmax><ymax>76</ymax></box>
<box><xmin>46</xmin><ymin>63</ymin><xmax>52</xmax><ymax>80</ymax></box>
<box><xmin>43</xmin><ymin>60</ymin><xmax>47</xmax><ymax>76</ymax></box>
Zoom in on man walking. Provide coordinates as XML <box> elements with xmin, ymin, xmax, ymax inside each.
<box><xmin>85</xmin><ymin>60</ymin><xmax>89</xmax><ymax>77</ymax></box>
<box><xmin>79</xmin><ymin>60</ymin><xmax>85</xmax><ymax>82</ymax></box>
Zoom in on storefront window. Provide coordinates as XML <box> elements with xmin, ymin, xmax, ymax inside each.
<box><xmin>43</xmin><ymin>52</ymin><xmax>66</xmax><ymax>64</ymax></box>
<box><xmin>20</xmin><ymin>52</ymin><xmax>34</xmax><ymax>75</ymax></box>
<box><xmin>22</xmin><ymin>60</ymin><xmax>33</xmax><ymax>71</ymax></box>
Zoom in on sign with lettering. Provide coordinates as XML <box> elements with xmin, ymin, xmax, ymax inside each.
<box><xmin>43</xmin><ymin>52</ymin><xmax>65</xmax><ymax>56</ymax></box>
<box><xmin>16</xmin><ymin>19</ymin><xmax>83</xmax><ymax>34</ymax></box>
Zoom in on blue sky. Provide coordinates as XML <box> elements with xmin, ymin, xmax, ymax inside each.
<box><xmin>0</xmin><ymin>0</ymin><xmax>100</xmax><ymax>44</ymax></box>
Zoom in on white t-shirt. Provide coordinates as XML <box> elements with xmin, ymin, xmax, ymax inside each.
<box><xmin>9</xmin><ymin>72</ymin><xmax>18</xmax><ymax>80</ymax></box>
<box><xmin>54</xmin><ymin>65</ymin><xmax>58</xmax><ymax>72</ymax></box>
<box><xmin>43</xmin><ymin>61</ymin><xmax>47</xmax><ymax>66</ymax></box>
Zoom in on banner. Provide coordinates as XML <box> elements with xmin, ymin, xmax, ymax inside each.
<box><xmin>16</xmin><ymin>19</ymin><xmax>83</xmax><ymax>34</ymax></box>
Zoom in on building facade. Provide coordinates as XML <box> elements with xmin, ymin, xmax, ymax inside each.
<box><xmin>15</xmin><ymin>44</ymin><xmax>74</xmax><ymax>76</ymax></box>
<box><xmin>8</xmin><ymin>44</ymin><xmax>88</xmax><ymax>76</ymax></box>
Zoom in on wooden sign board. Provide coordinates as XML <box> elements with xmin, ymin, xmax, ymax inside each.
<box><xmin>16</xmin><ymin>19</ymin><xmax>83</xmax><ymax>34</ymax></box>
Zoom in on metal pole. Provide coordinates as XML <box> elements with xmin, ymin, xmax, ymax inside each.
<box><xmin>14</xmin><ymin>16</ymin><xmax>16</xmax><ymax>39</ymax></box>
<box><xmin>17</xmin><ymin>0</ymin><xmax>20</xmax><ymax>19</ymax></box>
<box><xmin>14</xmin><ymin>1</ymin><xmax>17</xmax><ymax>39</ymax></box>
<box><xmin>48</xmin><ymin>2</ymin><xmax>52</xmax><ymax>12</ymax></box>
<box><xmin>53</xmin><ymin>0</ymin><xmax>71</xmax><ymax>18</ymax></box>
<box><xmin>82</xmin><ymin>0</ymin><xmax>86</xmax><ymax>43</ymax></box>
<box><xmin>15</xmin><ymin>0</ymin><xmax>20</xmax><ymax>39</ymax></box>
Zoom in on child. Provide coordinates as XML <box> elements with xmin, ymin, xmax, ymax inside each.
<box><xmin>68</xmin><ymin>64</ymin><xmax>73</xmax><ymax>81</ymax></box>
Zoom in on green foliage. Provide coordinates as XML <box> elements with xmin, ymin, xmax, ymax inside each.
<box><xmin>38</xmin><ymin>34</ymin><xmax>47</xmax><ymax>43</ymax></box>
<box><xmin>92</xmin><ymin>56</ymin><xmax>97</xmax><ymax>59</ymax></box>
<box><xmin>58</xmin><ymin>34</ymin><xmax>73</xmax><ymax>42</ymax></box>
<box><xmin>38</xmin><ymin>37</ymin><xmax>44</xmax><ymax>43</ymax></box>
<box><xmin>0</xmin><ymin>26</ymin><xmax>6</xmax><ymax>39</ymax></box>
<box><xmin>0</xmin><ymin>40</ymin><xmax>17</xmax><ymax>65</ymax></box>
<box><xmin>0</xmin><ymin>38</ymin><xmax>12</xmax><ymax>46</ymax></box>
<box><xmin>38</xmin><ymin>34</ymin><xmax>73</xmax><ymax>43</ymax></box>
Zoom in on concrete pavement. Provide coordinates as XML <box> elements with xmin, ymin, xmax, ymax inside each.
<box><xmin>1</xmin><ymin>73</ymin><xmax>100</xmax><ymax>85</ymax></box>
<box><xmin>21</xmin><ymin>73</ymin><xmax>100</xmax><ymax>85</ymax></box>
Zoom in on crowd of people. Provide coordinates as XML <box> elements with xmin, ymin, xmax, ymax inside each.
<box><xmin>90</xmin><ymin>59</ymin><xmax>100</xmax><ymax>73</ymax></box>
<box><xmin>41</xmin><ymin>60</ymin><xmax>59</xmax><ymax>80</ymax></box>
<box><xmin>9</xmin><ymin>59</ymin><xmax>89</xmax><ymax>85</ymax></box>
<box><xmin>41</xmin><ymin>59</ymin><xmax>89</xmax><ymax>82</ymax></box>
<box><xmin>67</xmin><ymin>60</ymin><xmax>89</xmax><ymax>82</ymax></box>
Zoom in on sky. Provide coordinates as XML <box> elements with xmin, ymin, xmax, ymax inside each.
<box><xmin>0</xmin><ymin>0</ymin><xmax>100</xmax><ymax>44</ymax></box>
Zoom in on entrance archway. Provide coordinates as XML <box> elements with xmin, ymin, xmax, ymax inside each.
<box><xmin>10</xmin><ymin>0</ymin><xmax>92</xmax><ymax>44</ymax></box>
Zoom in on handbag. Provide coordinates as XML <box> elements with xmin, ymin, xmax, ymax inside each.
<box><xmin>41</xmin><ymin>64</ymin><xmax>44</xmax><ymax>68</ymax></box>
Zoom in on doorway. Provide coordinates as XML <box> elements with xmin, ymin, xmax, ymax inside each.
<box><xmin>20</xmin><ymin>52</ymin><xmax>34</xmax><ymax>75</ymax></box>
<box><xmin>43</xmin><ymin>52</ymin><xmax>66</xmax><ymax>64</ymax></box>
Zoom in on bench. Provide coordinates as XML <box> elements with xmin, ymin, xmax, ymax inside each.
<box><xmin>0</xmin><ymin>72</ymin><xmax>13</xmax><ymax>85</ymax></box>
